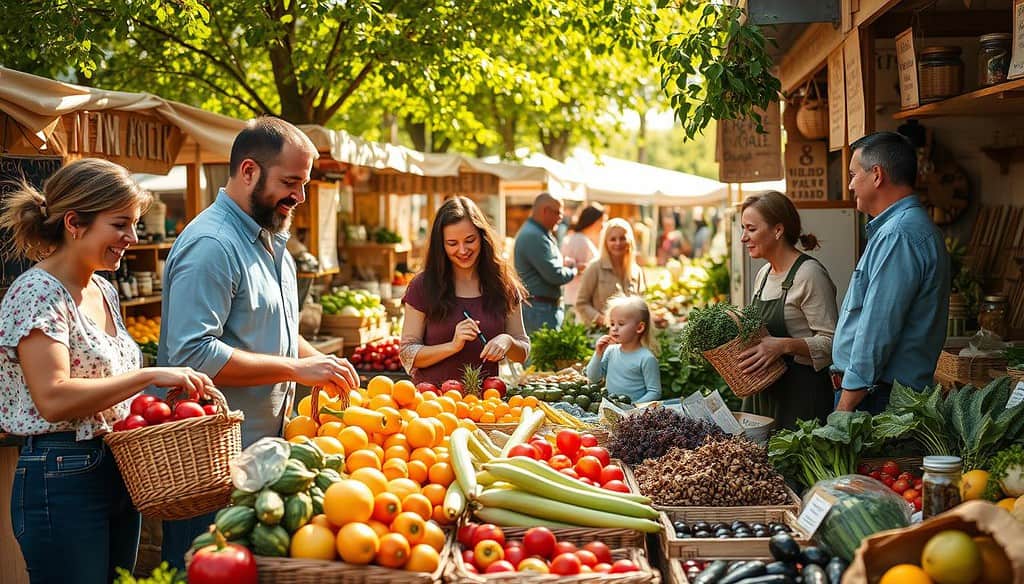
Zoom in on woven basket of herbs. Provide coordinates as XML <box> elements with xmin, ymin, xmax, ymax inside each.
<box><xmin>681</xmin><ymin>303</ymin><xmax>785</xmax><ymax>398</ymax></box>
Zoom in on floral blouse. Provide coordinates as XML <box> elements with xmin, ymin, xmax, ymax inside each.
<box><xmin>0</xmin><ymin>269</ymin><xmax>140</xmax><ymax>440</ymax></box>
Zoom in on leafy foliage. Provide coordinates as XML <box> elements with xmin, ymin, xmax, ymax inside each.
<box><xmin>528</xmin><ymin>320</ymin><xmax>594</xmax><ymax>372</ymax></box>
<box><xmin>679</xmin><ymin>302</ymin><xmax>764</xmax><ymax>360</ymax></box>
<box><xmin>655</xmin><ymin>327</ymin><xmax>727</xmax><ymax>400</ymax></box>
<box><xmin>113</xmin><ymin>563</ymin><xmax>185</xmax><ymax>584</ymax></box>
<box><xmin>768</xmin><ymin>411</ymin><xmax>876</xmax><ymax>488</ymax></box>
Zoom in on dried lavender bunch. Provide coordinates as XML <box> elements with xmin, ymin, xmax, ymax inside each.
<box><xmin>608</xmin><ymin>406</ymin><xmax>728</xmax><ymax>465</ymax></box>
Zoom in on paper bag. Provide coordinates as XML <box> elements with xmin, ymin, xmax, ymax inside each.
<box><xmin>843</xmin><ymin>500</ymin><xmax>1024</xmax><ymax>583</ymax></box>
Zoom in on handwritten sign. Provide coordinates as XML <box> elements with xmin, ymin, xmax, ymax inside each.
<box><xmin>845</xmin><ymin>32</ymin><xmax>867</xmax><ymax>143</ymax></box>
<box><xmin>785</xmin><ymin>141</ymin><xmax>828</xmax><ymax>201</ymax></box>
<box><xmin>828</xmin><ymin>48</ymin><xmax>847</xmax><ymax>151</ymax></box>
<box><xmin>1010</xmin><ymin>0</ymin><xmax>1024</xmax><ymax>80</ymax></box>
<box><xmin>58</xmin><ymin>111</ymin><xmax>184</xmax><ymax>174</ymax></box>
<box><xmin>718</xmin><ymin>102</ymin><xmax>783</xmax><ymax>183</ymax></box>
<box><xmin>896</xmin><ymin>28</ymin><xmax>920</xmax><ymax>109</ymax></box>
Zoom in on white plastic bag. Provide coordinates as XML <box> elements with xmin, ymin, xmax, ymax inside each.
<box><xmin>230</xmin><ymin>437</ymin><xmax>291</xmax><ymax>492</ymax></box>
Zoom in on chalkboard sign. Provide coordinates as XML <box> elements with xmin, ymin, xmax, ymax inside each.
<box><xmin>0</xmin><ymin>155</ymin><xmax>63</xmax><ymax>286</ymax></box>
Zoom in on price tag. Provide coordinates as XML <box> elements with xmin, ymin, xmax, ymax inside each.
<box><xmin>1007</xmin><ymin>382</ymin><xmax>1024</xmax><ymax>409</ymax></box>
<box><xmin>797</xmin><ymin>492</ymin><xmax>836</xmax><ymax>536</ymax></box>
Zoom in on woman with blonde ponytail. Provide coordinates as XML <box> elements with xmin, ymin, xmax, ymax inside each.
<box><xmin>736</xmin><ymin>191</ymin><xmax>839</xmax><ymax>430</ymax></box>
<box><xmin>0</xmin><ymin>158</ymin><xmax>216</xmax><ymax>583</ymax></box>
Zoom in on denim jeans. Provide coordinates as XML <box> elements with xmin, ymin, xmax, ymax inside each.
<box><xmin>833</xmin><ymin>384</ymin><xmax>892</xmax><ymax>415</ymax></box>
<box><xmin>523</xmin><ymin>301</ymin><xmax>564</xmax><ymax>335</ymax></box>
<box><xmin>12</xmin><ymin>432</ymin><xmax>141</xmax><ymax>584</ymax></box>
<box><xmin>161</xmin><ymin>511</ymin><xmax>217</xmax><ymax>571</ymax></box>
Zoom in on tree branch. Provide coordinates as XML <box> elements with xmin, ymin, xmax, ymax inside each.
<box><xmin>319</xmin><ymin>60</ymin><xmax>377</xmax><ymax>123</ymax></box>
<box><xmin>315</xmin><ymin>18</ymin><xmax>351</xmax><ymax>112</ymax></box>
<box><xmin>146</xmin><ymin>68</ymin><xmax>261</xmax><ymax>115</ymax></box>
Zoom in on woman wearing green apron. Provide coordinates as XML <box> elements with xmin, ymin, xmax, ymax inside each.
<box><xmin>736</xmin><ymin>192</ymin><xmax>838</xmax><ymax>430</ymax></box>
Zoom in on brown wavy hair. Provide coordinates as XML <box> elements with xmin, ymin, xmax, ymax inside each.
<box><xmin>741</xmin><ymin>191</ymin><xmax>819</xmax><ymax>250</ymax></box>
<box><xmin>422</xmin><ymin>196</ymin><xmax>526</xmax><ymax>321</ymax></box>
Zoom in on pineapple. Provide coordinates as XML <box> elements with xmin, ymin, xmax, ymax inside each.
<box><xmin>462</xmin><ymin>363</ymin><xmax>483</xmax><ymax>397</ymax></box>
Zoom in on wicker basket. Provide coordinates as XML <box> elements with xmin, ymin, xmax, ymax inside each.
<box><xmin>919</xmin><ymin>46</ymin><xmax>963</xmax><ymax>103</ymax></box>
<box><xmin>1007</xmin><ymin>367</ymin><xmax>1024</xmax><ymax>388</ymax></box>
<box><xmin>795</xmin><ymin>81</ymin><xmax>828</xmax><ymax>141</ymax></box>
<box><xmin>702</xmin><ymin>326</ymin><xmax>787</xmax><ymax>398</ymax></box>
<box><xmin>659</xmin><ymin>508</ymin><xmax>807</xmax><ymax>560</ymax></box>
<box><xmin>935</xmin><ymin>347</ymin><xmax>1006</xmax><ymax>388</ymax></box>
<box><xmin>103</xmin><ymin>387</ymin><xmax>243</xmax><ymax>520</ymax></box>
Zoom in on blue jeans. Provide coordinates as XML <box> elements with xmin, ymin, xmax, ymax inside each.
<box><xmin>833</xmin><ymin>383</ymin><xmax>892</xmax><ymax>415</ymax></box>
<box><xmin>12</xmin><ymin>432</ymin><xmax>141</xmax><ymax>584</ymax></box>
<box><xmin>161</xmin><ymin>511</ymin><xmax>217</xmax><ymax>571</ymax></box>
<box><xmin>523</xmin><ymin>301</ymin><xmax>564</xmax><ymax>335</ymax></box>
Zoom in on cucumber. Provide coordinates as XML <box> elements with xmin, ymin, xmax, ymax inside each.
<box><xmin>255</xmin><ymin>489</ymin><xmax>285</xmax><ymax>526</ymax></box>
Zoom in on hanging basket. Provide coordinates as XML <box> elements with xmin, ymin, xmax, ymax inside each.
<box><xmin>795</xmin><ymin>81</ymin><xmax>829</xmax><ymax>141</ymax></box>
<box><xmin>699</xmin><ymin>311</ymin><xmax>786</xmax><ymax>398</ymax></box>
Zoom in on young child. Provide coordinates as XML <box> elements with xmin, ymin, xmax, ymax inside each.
<box><xmin>586</xmin><ymin>295</ymin><xmax>662</xmax><ymax>403</ymax></box>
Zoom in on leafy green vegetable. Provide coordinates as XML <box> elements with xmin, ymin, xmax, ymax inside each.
<box><xmin>113</xmin><ymin>563</ymin><xmax>185</xmax><ymax>584</ymax></box>
<box><xmin>528</xmin><ymin>321</ymin><xmax>594</xmax><ymax>371</ymax></box>
<box><xmin>679</xmin><ymin>302</ymin><xmax>764</xmax><ymax>360</ymax></box>
<box><xmin>985</xmin><ymin>445</ymin><xmax>1024</xmax><ymax>499</ymax></box>
<box><xmin>655</xmin><ymin>327</ymin><xmax>728</xmax><ymax>400</ymax></box>
<box><xmin>768</xmin><ymin>411</ymin><xmax>876</xmax><ymax>489</ymax></box>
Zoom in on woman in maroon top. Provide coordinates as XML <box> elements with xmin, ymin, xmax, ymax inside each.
<box><xmin>400</xmin><ymin>197</ymin><xmax>530</xmax><ymax>387</ymax></box>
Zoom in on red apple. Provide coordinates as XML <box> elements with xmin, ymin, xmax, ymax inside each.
<box><xmin>457</xmin><ymin>523</ymin><xmax>479</xmax><ymax>548</ymax></box>
<box><xmin>485</xmin><ymin>561</ymin><xmax>515</xmax><ymax>573</ymax></box>
<box><xmin>583</xmin><ymin>541</ymin><xmax>612</xmax><ymax>565</ymax></box>
<box><xmin>440</xmin><ymin>380</ymin><xmax>464</xmax><ymax>394</ymax></box>
<box><xmin>502</xmin><ymin>546</ymin><xmax>527</xmax><ymax>568</ymax></box>
<box><xmin>416</xmin><ymin>382</ymin><xmax>440</xmax><ymax>395</ymax></box>
<box><xmin>481</xmin><ymin>376</ymin><xmax>507</xmax><ymax>397</ymax></box>
<box><xmin>471</xmin><ymin>524</ymin><xmax>505</xmax><ymax>548</ymax></box>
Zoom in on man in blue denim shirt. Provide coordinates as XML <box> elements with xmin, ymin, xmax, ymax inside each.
<box><xmin>833</xmin><ymin>132</ymin><xmax>950</xmax><ymax>413</ymax></box>
<box><xmin>514</xmin><ymin>193</ymin><xmax>577</xmax><ymax>333</ymax></box>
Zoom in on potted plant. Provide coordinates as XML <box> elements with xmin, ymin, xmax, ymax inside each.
<box><xmin>528</xmin><ymin>321</ymin><xmax>594</xmax><ymax>372</ymax></box>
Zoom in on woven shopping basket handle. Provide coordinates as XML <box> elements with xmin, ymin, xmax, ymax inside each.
<box><xmin>309</xmin><ymin>384</ymin><xmax>351</xmax><ymax>420</ymax></box>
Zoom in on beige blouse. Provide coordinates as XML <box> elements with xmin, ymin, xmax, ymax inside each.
<box><xmin>574</xmin><ymin>256</ymin><xmax>647</xmax><ymax>324</ymax></box>
<box><xmin>753</xmin><ymin>259</ymin><xmax>838</xmax><ymax>371</ymax></box>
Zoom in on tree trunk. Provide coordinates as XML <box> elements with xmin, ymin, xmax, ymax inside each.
<box><xmin>267</xmin><ymin>43</ymin><xmax>312</xmax><ymax>122</ymax></box>
<box><xmin>637</xmin><ymin>109</ymin><xmax>648</xmax><ymax>165</ymax></box>
<box><xmin>540</xmin><ymin>129</ymin><xmax>570</xmax><ymax>161</ymax></box>
<box><xmin>406</xmin><ymin>118</ymin><xmax>428</xmax><ymax>152</ymax></box>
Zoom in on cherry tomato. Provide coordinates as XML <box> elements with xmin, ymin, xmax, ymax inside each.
<box><xmin>555</xmin><ymin>430</ymin><xmax>582</xmax><ymax>457</ymax></box>
<box><xmin>579</xmin><ymin>433</ymin><xmax>598</xmax><ymax>448</ymax></box>
<box><xmin>599</xmin><ymin>465</ymin><xmax>625</xmax><ymax>485</ymax></box>
<box><xmin>881</xmin><ymin>461</ymin><xmax>900</xmax><ymax>476</ymax></box>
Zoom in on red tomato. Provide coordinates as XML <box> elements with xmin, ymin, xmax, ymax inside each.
<box><xmin>881</xmin><ymin>460</ymin><xmax>900</xmax><ymax>476</ymax></box>
<box><xmin>856</xmin><ymin>463</ymin><xmax>870</xmax><ymax>475</ymax></box>
<box><xmin>485</xmin><ymin>560</ymin><xmax>516</xmax><ymax>573</ymax></box>
<box><xmin>130</xmin><ymin>394</ymin><xmax>159</xmax><ymax>417</ymax></box>
<box><xmin>891</xmin><ymin>479</ymin><xmax>910</xmax><ymax>495</ymax></box>
<box><xmin>112</xmin><ymin>419</ymin><xmax>127</xmax><ymax>432</ymax></box>
<box><xmin>174</xmin><ymin>400</ymin><xmax>206</xmax><ymax>420</ymax></box>
<box><xmin>580</xmin><ymin>433</ymin><xmax>598</xmax><ymax>448</ymax></box>
<box><xmin>549</xmin><ymin>454</ymin><xmax>572</xmax><ymax>471</ymax></box>
<box><xmin>902</xmin><ymin>489</ymin><xmax>919</xmax><ymax>502</ymax></box>
<box><xmin>593</xmin><ymin>563</ymin><xmax>612</xmax><ymax>573</ymax></box>
<box><xmin>502</xmin><ymin>546</ymin><xmax>527</xmax><ymax>568</ymax></box>
<box><xmin>882</xmin><ymin>476</ymin><xmax>895</xmax><ymax>488</ymax></box>
<box><xmin>461</xmin><ymin>550</ymin><xmax>475</xmax><ymax>565</ymax></box>
<box><xmin>579</xmin><ymin>477</ymin><xmax>597</xmax><ymax>486</ymax></box>
<box><xmin>508</xmin><ymin>444</ymin><xmax>539</xmax><ymax>459</ymax></box>
<box><xmin>550</xmin><ymin>553</ymin><xmax>582</xmax><ymax>576</ymax></box>
<box><xmin>555</xmin><ymin>430</ymin><xmax>582</xmax><ymax>457</ymax></box>
<box><xmin>522</xmin><ymin>527</ymin><xmax>557</xmax><ymax>559</ymax></box>
<box><xmin>602</xmin><ymin>480</ymin><xmax>630</xmax><ymax>493</ymax></box>
<box><xmin>554</xmin><ymin>541</ymin><xmax>578</xmax><ymax>555</ymax></box>
<box><xmin>868</xmin><ymin>471</ymin><xmax>882</xmax><ymax>480</ymax></box>
<box><xmin>457</xmin><ymin>523</ymin><xmax>479</xmax><ymax>548</ymax></box>
<box><xmin>575</xmin><ymin>550</ymin><xmax>598</xmax><ymax>567</ymax></box>
<box><xmin>529</xmin><ymin>440</ymin><xmax>553</xmax><ymax>461</ymax></box>
<box><xmin>143</xmin><ymin>401</ymin><xmax>173</xmax><ymax>425</ymax></box>
<box><xmin>123</xmin><ymin>414</ymin><xmax>148</xmax><ymax>430</ymax></box>
<box><xmin>471</xmin><ymin>524</ymin><xmax>505</xmax><ymax>548</ymax></box>
<box><xmin>574</xmin><ymin>456</ymin><xmax>603</xmax><ymax>482</ymax></box>
<box><xmin>582</xmin><ymin>447</ymin><xmax>611</xmax><ymax>467</ymax></box>
<box><xmin>559</xmin><ymin>468</ymin><xmax>579</xmax><ymax>479</ymax></box>
<box><xmin>898</xmin><ymin>472</ymin><xmax>914</xmax><ymax>482</ymax></box>
<box><xmin>913</xmin><ymin>496</ymin><xmax>922</xmax><ymax>511</ymax></box>
<box><xmin>599</xmin><ymin>465</ymin><xmax>625</xmax><ymax>485</ymax></box>
<box><xmin>473</xmin><ymin>540</ymin><xmax>505</xmax><ymax>570</ymax></box>
<box><xmin>203</xmin><ymin>404</ymin><xmax>218</xmax><ymax>416</ymax></box>
<box><xmin>517</xmin><ymin>558</ymin><xmax>549</xmax><ymax>573</ymax></box>
<box><xmin>583</xmin><ymin>541</ymin><xmax>612</xmax><ymax>565</ymax></box>
<box><xmin>610</xmin><ymin>559</ymin><xmax>639</xmax><ymax>573</ymax></box>
<box><xmin>188</xmin><ymin>539</ymin><xmax>258</xmax><ymax>584</ymax></box>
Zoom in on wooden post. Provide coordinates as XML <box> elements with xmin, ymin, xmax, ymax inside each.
<box><xmin>185</xmin><ymin>144</ymin><xmax>201</xmax><ymax>223</ymax></box>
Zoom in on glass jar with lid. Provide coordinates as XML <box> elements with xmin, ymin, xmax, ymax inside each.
<box><xmin>922</xmin><ymin>455</ymin><xmax>962</xmax><ymax>519</ymax></box>
<box><xmin>979</xmin><ymin>294</ymin><xmax>1009</xmax><ymax>339</ymax></box>
<box><xmin>978</xmin><ymin>33</ymin><xmax>1011</xmax><ymax>87</ymax></box>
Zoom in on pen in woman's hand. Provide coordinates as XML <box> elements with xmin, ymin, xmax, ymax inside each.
<box><xmin>462</xmin><ymin>310</ymin><xmax>487</xmax><ymax>344</ymax></box>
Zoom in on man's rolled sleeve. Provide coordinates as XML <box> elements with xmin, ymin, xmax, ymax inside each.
<box><xmin>162</xmin><ymin>236</ymin><xmax>237</xmax><ymax>378</ymax></box>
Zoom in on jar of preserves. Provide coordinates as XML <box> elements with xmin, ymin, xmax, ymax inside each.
<box><xmin>922</xmin><ymin>455</ymin><xmax>962</xmax><ymax>519</ymax></box>
<box><xmin>979</xmin><ymin>294</ymin><xmax>1009</xmax><ymax>339</ymax></box>
<box><xmin>978</xmin><ymin>33</ymin><xmax>1011</xmax><ymax>87</ymax></box>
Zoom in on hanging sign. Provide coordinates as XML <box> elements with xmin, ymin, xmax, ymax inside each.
<box><xmin>1010</xmin><ymin>0</ymin><xmax>1024</xmax><ymax>80</ymax></box>
<box><xmin>844</xmin><ymin>32</ymin><xmax>867</xmax><ymax>143</ymax></box>
<box><xmin>785</xmin><ymin>141</ymin><xmax>828</xmax><ymax>201</ymax></box>
<box><xmin>717</xmin><ymin>102</ymin><xmax>783</xmax><ymax>183</ymax></box>
<box><xmin>896</xmin><ymin>27</ymin><xmax>921</xmax><ymax>109</ymax></box>
<box><xmin>58</xmin><ymin>110</ymin><xmax>184</xmax><ymax>174</ymax></box>
<box><xmin>828</xmin><ymin>48</ymin><xmax>846</xmax><ymax>151</ymax></box>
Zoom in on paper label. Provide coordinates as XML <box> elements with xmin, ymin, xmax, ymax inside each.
<box><xmin>1007</xmin><ymin>382</ymin><xmax>1024</xmax><ymax>409</ymax></box>
<box><xmin>797</xmin><ymin>492</ymin><xmax>836</xmax><ymax>536</ymax></box>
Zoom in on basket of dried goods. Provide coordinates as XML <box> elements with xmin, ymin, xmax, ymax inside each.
<box><xmin>681</xmin><ymin>303</ymin><xmax>785</xmax><ymax>399</ymax></box>
<box><xmin>104</xmin><ymin>387</ymin><xmax>244</xmax><ymax>519</ymax></box>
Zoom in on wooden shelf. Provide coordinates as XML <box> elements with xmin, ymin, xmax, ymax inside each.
<box><xmin>131</xmin><ymin>242</ymin><xmax>175</xmax><ymax>251</ymax></box>
<box><xmin>982</xmin><ymin>145</ymin><xmax>1024</xmax><ymax>175</ymax></box>
<box><xmin>344</xmin><ymin>242</ymin><xmax>410</xmax><ymax>253</ymax></box>
<box><xmin>893</xmin><ymin>78</ymin><xmax>1024</xmax><ymax>119</ymax></box>
<box><xmin>120</xmin><ymin>294</ymin><xmax>162</xmax><ymax>307</ymax></box>
<box><xmin>298</xmin><ymin>268</ymin><xmax>340</xmax><ymax>279</ymax></box>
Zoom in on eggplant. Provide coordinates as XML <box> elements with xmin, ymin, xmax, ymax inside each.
<box><xmin>694</xmin><ymin>521</ymin><xmax>711</xmax><ymax>532</ymax></box>
<box><xmin>802</xmin><ymin>564</ymin><xmax>828</xmax><ymax>584</ymax></box>
<box><xmin>719</xmin><ymin>561</ymin><xmax>767</xmax><ymax>584</ymax></box>
<box><xmin>712</xmin><ymin>522</ymin><xmax>729</xmax><ymax>532</ymax></box>
<box><xmin>731</xmin><ymin>576</ymin><xmax>794</xmax><ymax>584</ymax></box>
<box><xmin>825</xmin><ymin>557</ymin><xmax>848</xmax><ymax>584</ymax></box>
<box><xmin>768</xmin><ymin>533</ymin><xmax>801</xmax><ymax>563</ymax></box>
<box><xmin>674</xmin><ymin>521</ymin><xmax>690</xmax><ymax>534</ymax></box>
<box><xmin>799</xmin><ymin>546</ymin><xmax>830</xmax><ymax>567</ymax></box>
<box><xmin>715</xmin><ymin>527</ymin><xmax>733</xmax><ymax>537</ymax></box>
<box><xmin>731</xmin><ymin>520</ymin><xmax>750</xmax><ymax>531</ymax></box>
<box><xmin>695</xmin><ymin>530</ymin><xmax>713</xmax><ymax>538</ymax></box>
<box><xmin>751</xmin><ymin>523</ymin><xmax>767</xmax><ymax>531</ymax></box>
<box><xmin>753</xmin><ymin>529</ymin><xmax>769</xmax><ymax>538</ymax></box>
<box><xmin>693</xmin><ymin>560</ymin><xmax>730</xmax><ymax>584</ymax></box>
<box><xmin>765</xmin><ymin>561</ymin><xmax>799</xmax><ymax>578</ymax></box>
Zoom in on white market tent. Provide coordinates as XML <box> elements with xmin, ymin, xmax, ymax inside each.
<box><xmin>563</xmin><ymin>149</ymin><xmax>727</xmax><ymax>207</ymax></box>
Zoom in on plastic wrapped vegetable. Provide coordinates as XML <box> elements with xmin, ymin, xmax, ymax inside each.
<box><xmin>230</xmin><ymin>437</ymin><xmax>290</xmax><ymax>492</ymax></box>
<box><xmin>804</xmin><ymin>475</ymin><xmax>912</xmax><ymax>562</ymax></box>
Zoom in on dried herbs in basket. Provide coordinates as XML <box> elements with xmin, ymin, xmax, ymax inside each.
<box><xmin>607</xmin><ymin>405</ymin><xmax>727</xmax><ymax>465</ymax></box>
<box><xmin>680</xmin><ymin>302</ymin><xmax>764</xmax><ymax>362</ymax></box>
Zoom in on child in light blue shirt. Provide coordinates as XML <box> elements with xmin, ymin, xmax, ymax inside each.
<box><xmin>586</xmin><ymin>295</ymin><xmax>661</xmax><ymax>403</ymax></box>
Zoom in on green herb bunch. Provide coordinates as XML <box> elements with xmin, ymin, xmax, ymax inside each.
<box><xmin>528</xmin><ymin>321</ymin><xmax>594</xmax><ymax>371</ymax></box>
<box><xmin>114</xmin><ymin>563</ymin><xmax>185</xmax><ymax>584</ymax></box>
<box><xmin>679</xmin><ymin>302</ymin><xmax>764</xmax><ymax>361</ymax></box>
<box><xmin>768</xmin><ymin>411</ymin><xmax>876</xmax><ymax>488</ymax></box>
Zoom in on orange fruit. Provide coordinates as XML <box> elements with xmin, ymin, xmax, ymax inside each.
<box><xmin>284</xmin><ymin>415</ymin><xmax>318</xmax><ymax>440</ymax></box>
<box><xmin>415</xmin><ymin>400</ymin><xmax>443</xmax><ymax>418</ymax></box>
<box><xmin>336</xmin><ymin>522</ymin><xmax>379</xmax><ymax>564</ymax></box>
<box><xmin>455</xmin><ymin>402</ymin><xmax>470</xmax><ymax>419</ymax></box>
<box><xmin>421</xmin><ymin>520</ymin><xmax>446</xmax><ymax>552</ymax></box>
<box><xmin>436</xmin><ymin>413</ymin><xmax>459</xmax><ymax>435</ymax></box>
<box><xmin>426</xmin><ymin>419</ymin><xmax>446</xmax><ymax>445</ymax></box>
<box><xmin>458</xmin><ymin>419</ymin><xmax>478</xmax><ymax>432</ymax></box>
<box><xmin>371</xmin><ymin>491</ymin><xmax>403</xmax><ymax>524</ymax></box>
<box><xmin>480</xmin><ymin>412</ymin><xmax>496</xmax><ymax>423</ymax></box>
<box><xmin>323</xmin><ymin>479</ymin><xmax>374</xmax><ymax>526</ymax></box>
<box><xmin>386</xmin><ymin>478</ymin><xmax>420</xmax><ymax>500</ymax></box>
<box><xmin>406</xmin><ymin>543</ymin><xmax>441</xmax><ymax>573</ymax></box>
<box><xmin>522</xmin><ymin>396</ymin><xmax>539</xmax><ymax>407</ymax></box>
<box><xmin>390</xmin><ymin>512</ymin><xmax>426</xmax><ymax>546</ymax></box>
<box><xmin>879</xmin><ymin>564</ymin><xmax>933</xmax><ymax>584</ymax></box>
<box><xmin>350</xmin><ymin>467</ymin><xmax>389</xmax><ymax>496</ymax></box>
<box><xmin>407</xmin><ymin>460</ymin><xmax>429</xmax><ymax>484</ymax></box>
<box><xmin>347</xmin><ymin>390</ymin><xmax>364</xmax><ymax>408</ymax></box>
<box><xmin>469</xmin><ymin>406</ymin><xmax>485</xmax><ymax>422</ymax></box>
<box><xmin>366</xmin><ymin>375</ymin><xmax>394</xmax><ymax>397</ymax></box>
<box><xmin>368</xmin><ymin>394</ymin><xmax>398</xmax><ymax>411</ymax></box>
<box><xmin>312</xmin><ymin>436</ymin><xmax>345</xmax><ymax>456</ymax></box>
<box><xmin>443</xmin><ymin>389</ymin><xmax>462</xmax><ymax>401</ymax></box>
<box><xmin>317</xmin><ymin>421</ymin><xmax>345</xmax><ymax>437</ymax></box>
<box><xmin>384</xmin><ymin>445</ymin><xmax>410</xmax><ymax>462</ymax></box>
<box><xmin>401</xmin><ymin>493</ymin><xmax>433</xmax><ymax>521</ymax></box>
<box><xmin>346</xmin><ymin>449</ymin><xmax>382</xmax><ymax>473</ymax></box>
<box><xmin>392</xmin><ymin>380</ymin><xmax>418</xmax><ymax>407</ymax></box>
<box><xmin>370</xmin><ymin>432</ymin><xmax>386</xmax><ymax>446</ymax></box>
<box><xmin>431</xmin><ymin>504</ymin><xmax>452</xmax><ymax>525</ymax></box>
<box><xmin>384</xmin><ymin>433</ymin><xmax>408</xmax><ymax>449</ymax></box>
<box><xmin>509</xmin><ymin>406</ymin><xmax>522</xmax><ymax>418</ymax></box>
<box><xmin>368</xmin><ymin>444</ymin><xmax>385</xmax><ymax>463</ymax></box>
<box><xmin>399</xmin><ymin>409</ymin><xmax>419</xmax><ymax>422</ymax></box>
<box><xmin>288</xmin><ymin>435</ymin><xmax>312</xmax><ymax>445</ymax></box>
<box><xmin>405</xmin><ymin>418</ymin><xmax>437</xmax><ymax>450</ymax></box>
<box><xmin>290</xmin><ymin>524</ymin><xmax>337</xmax><ymax>561</ymax></box>
<box><xmin>420</xmin><ymin>483</ymin><xmax>447</xmax><ymax>507</ymax></box>
<box><xmin>382</xmin><ymin>458</ymin><xmax>409</xmax><ymax>481</ymax></box>
<box><xmin>420</xmin><ymin>390</ymin><xmax>438</xmax><ymax>401</ymax></box>
<box><xmin>376</xmin><ymin>532</ymin><xmax>411</xmax><ymax>569</ymax></box>
<box><xmin>428</xmin><ymin>462</ymin><xmax>455</xmax><ymax>487</ymax></box>
<box><xmin>309</xmin><ymin>513</ymin><xmax>337</xmax><ymax>532</ymax></box>
<box><xmin>338</xmin><ymin>426</ymin><xmax>369</xmax><ymax>453</ymax></box>
<box><xmin>366</xmin><ymin>519</ymin><xmax>391</xmax><ymax>539</ymax></box>
<box><xmin>436</xmin><ymin>396</ymin><xmax>456</xmax><ymax>414</ymax></box>
<box><xmin>499</xmin><ymin>414</ymin><xmax>515</xmax><ymax>423</ymax></box>
<box><xmin>508</xmin><ymin>395</ymin><xmax>523</xmax><ymax>407</ymax></box>
<box><xmin>482</xmin><ymin>388</ymin><xmax>501</xmax><ymax>400</ymax></box>
<box><xmin>410</xmin><ymin>447</ymin><xmax>438</xmax><ymax>468</ymax></box>
<box><xmin>297</xmin><ymin>394</ymin><xmax>313</xmax><ymax>417</ymax></box>
<box><xmin>462</xmin><ymin>394</ymin><xmax>479</xmax><ymax>404</ymax></box>
<box><xmin>494</xmin><ymin>402</ymin><xmax>510</xmax><ymax>417</ymax></box>
<box><xmin>435</xmin><ymin>449</ymin><xmax>450</xmax><ymax>463</ymax></box>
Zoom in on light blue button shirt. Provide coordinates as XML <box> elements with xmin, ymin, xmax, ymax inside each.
<box><xmin>586</xmin><ymin>345</ymin><xmax>662</xmax><ymax>403</ymax></box>
<box><xmin>832</xmin><ymin>196</ymin><xmax>950</xmax><ymax>391</ymax></box>
<box><xmin>158</xmin><ymin>189</ymin><xmax>299</xmax><ymax>446</ymax></box>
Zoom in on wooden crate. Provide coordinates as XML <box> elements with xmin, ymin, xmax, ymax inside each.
<box><xmin>658</xmin><ymin>508</ymin><xmax>807</xmax><ymax>560</ymax></box>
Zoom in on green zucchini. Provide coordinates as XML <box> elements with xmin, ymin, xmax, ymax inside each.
<box><xmin>214</xmin><ymin>505</ymin><xmax>257</xmax><ymax>540</ymax></box>
<box><xmin>251</xmin><ymin>523</ymin><xmax>290</xmax><ymax>557</ymax></box>
<box><xmin>282</xmin><ymin>492</ymin><xmax>314</xmax><ymax>533</ymax></box>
